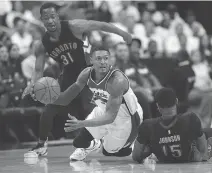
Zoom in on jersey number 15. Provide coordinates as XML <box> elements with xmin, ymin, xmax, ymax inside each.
<box><xmin>162</xmin><ymin>144</ymin><xmax>182</xmax><ymax>157</ymax></box>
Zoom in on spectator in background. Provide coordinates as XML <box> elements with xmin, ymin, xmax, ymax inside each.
<box><xmin>141</xmin><ymin>21</ymin><xmax>164</xmax><ymax>54</ymax></box>
<box><xmin>190</xmin><ymin>50</ymin><xmax>212</xmax><ymax>91</ymax></box>
<box><xmin>114</xmin><ymin>42</ymin><xmax>130</xmax><ymax>71</ymax></box>
<box><xmin>8</xmin><ymin>44</ymin><xmax>25</xmax><ymax>81</ymax></box>
<box><xmin>166</xmin><ymin>50</ymin><xmax>195</xmax><ymax>114</ymax></box>
<box><xmin>96</xmin><ymin>1</ymin><xmax>112</xmax><ymax>23</ymax></box>
<box><xmin>0</xmin><ymin>31</ymin><xmax>12</xmax><ymax>47</ymax></box>
<box><xmin>185</xmin><ymin>10</ymin><xmax>206</xmax><ymax>38</ymax></box>
<box><xmin>129</xmin><ymin>38</ymin><xmax>142</xmax><ymax>60</ymax></box>
<box><xmin>11</xmin><ymin>17</ymin><xmax>32</xmax><ymax>57</ymax></box>
<box><xmin>126</xmin><ymin>38</ymin><xmax>162</xmax><ymax>102</ymax></box>
<box><xmin>0</xmin><ymin>43</ymin><xmax>12</xmax><ymax>108</ymax></box>
<box><xmin>165</xmin><ymin>22</ymin><xmax>199</xmax><ymax>57</ymax></box>
<box><xmin>188</xmin><ymin>50</ymin><xmax>212</xmax><ymax>128</ymax></box>
<box><xmin>166</xmin><ymin>3</ymin><xmax>191</xmax><ymax>36</ymax></box>
<box><xmin>143</xmin><ymin>39</ymin><xmax>162</xmax><ymax>59</ymax></box>
<box><xmin>8</xmin><ymin>44</ymin><xmax>26</xmax><ymax>107</ymax></box>
<box><xmin>199</xmin><ymin>34</ymin><xmax>212</xmax><ymax>62</ymax></box>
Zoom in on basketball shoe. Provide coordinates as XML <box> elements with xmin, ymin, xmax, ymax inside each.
<box><xmin>24</xmin><ymin>140</ymin><xmax>48</xmax><ymax>157</ymax></box>
<box><xmin>70</xmin><ymin>139</ymin><xmax>101</xmax><ymax>161</ymax></box>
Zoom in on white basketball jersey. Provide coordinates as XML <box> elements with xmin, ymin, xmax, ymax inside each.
<box><xmin>87</xmin><ymin>66</ymin><xmax>139</xmax><ymax>116</ymax></box>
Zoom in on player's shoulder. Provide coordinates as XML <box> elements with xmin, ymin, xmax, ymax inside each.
<box><xmin>179</xmin><ymin>111</ymin><xmax>199</xmax><ymax>124</ymax></box>
<box><xmin>81</xmin><ymin>67</ymin><xmax>92</xmax><ymax>75</ymax></box>
<box><xmin>107</xmin><ymin>70</ymin><xmax>128</xmax><ymax>94</ymax></box>
<box><xmin>140</xmin><ymin>117</ymin><xmax>160</xmax><ymax>128</ymax></box>
<box><xmin>34</xmin><ymin>40</ymin><xmax>46</xmax><ymax>56</ymax></box>
<box><xmin>77</xmin><ymin>67</ymin><xmax>91</xmax><ymax>83</ymax></box>
<box><xmin>180</xmin><ymin>111</ymin><xmax>197</xmax><ymax>119</ymax></box>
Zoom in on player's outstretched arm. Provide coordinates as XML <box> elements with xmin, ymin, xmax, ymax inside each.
<box><xmin>22</xmin><ymin>41</ymin><xmax>46</xmax><ymax>99</ymax></box>
<box><xmin>53</xmin><ymin>67</ymin><xmax>90</xmax><ymax>106</ymax></box>
<box><xmin>69</xmin><ymin>19</ymin><xmax>132</xmax><ymax>44</ymax></box>
<box><xmin>81</xmin><ymin>71</ymin><xmax>128</xmax><ymax>127</ymax></box>
<box><xmin>132</xmin><ymin>122</ymin><xmax>152</xmax><ymax>163</ymax></box>
<box><xmin>190</xmin><ymin>113</ymin><xmax>208</xmax><ymax>161</ymax></box>
<box><xmin>31</xmin><ymin>41</ymin><xmax>46</xmax><ymax>83</ymax></box>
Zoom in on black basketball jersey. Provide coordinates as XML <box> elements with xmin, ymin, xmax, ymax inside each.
<box><xmin>42</xmin><ymin>21</ymin><xmax>87</xmax><ymax>90</ymax></box>
<box><xmin>137</xmin><ymin>112</ymin><xmax>203</xmax><ymax>163</ymax></box>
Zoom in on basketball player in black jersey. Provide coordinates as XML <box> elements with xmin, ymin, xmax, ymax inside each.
<box><xmin>132</xmin><ymin>88</ymin><xmax>212</xmax><ymax>163</ymax></box>
<box><xmin>22</xmin><ymin>2</ymin><xmax>132</xmax><ymax>157</ymax></box>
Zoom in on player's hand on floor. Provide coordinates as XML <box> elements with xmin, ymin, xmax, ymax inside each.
<box><xmin>64</xmin><ymin>114</ymin><xmax>83</xmax><ymax>132</ymax></box>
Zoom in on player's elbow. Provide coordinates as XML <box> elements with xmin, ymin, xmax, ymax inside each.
<box><xmin>108</xmin><ymin>116</ymin><xmax>116</xmax><ymax>124</ymax></box>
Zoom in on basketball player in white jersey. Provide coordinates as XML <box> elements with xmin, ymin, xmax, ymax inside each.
<box><xmin>53</xmin><ymin>46</ymin><xmax>143</xmax><ymax>161</ymax></box>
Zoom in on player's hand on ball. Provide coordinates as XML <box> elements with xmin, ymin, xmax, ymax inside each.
<box><xmin>22</xmin><ymin>83</ymin><xmax>35</xmax><ymax>100</ymax></box>
<box><xmin>64</xmin><ymin>114</ymin><xmax>83</xmax><ymax>132</ymax></box>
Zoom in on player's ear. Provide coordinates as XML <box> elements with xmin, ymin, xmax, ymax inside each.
<box><xmin>90</xmin><ymin>53</ymin><xmax>94</xmax><ymax>64</ymax></box>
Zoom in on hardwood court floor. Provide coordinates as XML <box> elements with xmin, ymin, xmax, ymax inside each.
<box><xmin>0</xmin><ymin>145</ymin><xmax>212</xmax><ymax>173</ymax></box>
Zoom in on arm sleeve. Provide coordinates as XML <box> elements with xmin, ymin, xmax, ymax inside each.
<box><xmin>137</xmin><ymin>121</ymin><xmax>150</xmax><ymax>145</ymax></box>
<box><xmin>190</xmin><ymin>113</ymin><xmax>203</xmax><ymax>140</ymax></box>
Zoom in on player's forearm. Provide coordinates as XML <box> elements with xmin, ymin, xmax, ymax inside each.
<box><xmin>53</xmin><ymin>83</ymin><xmax>83</xmax><ymax>106</ymax></box>
<box><xmin>196</xmin><ymin>134</ymin><xmax>208</xmax><ymax>159</ymax></box>
<box><xmin>31</xmin><ymin>69</ymin><xmax>43</xmax><ymax>84</ymax></box>
<box><xmin>31</xmin><ymin>54</ymin><xmax>45</xmax><ymax>84</ymax></box>
<box><xmin>101</xmin><ymin>22</ymin><xmax>128</xmax><ymax>38</ymax></box>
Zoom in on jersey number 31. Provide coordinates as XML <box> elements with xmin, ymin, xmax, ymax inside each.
<box><xmin>162</xmin><ymin>144</ymin><xmax>182</xmax><ymax>157</ymax></box>
<box><xmin>61</xmin><ymin>52</ymin><xmax>74</xmax><ymax>65</ymax></box>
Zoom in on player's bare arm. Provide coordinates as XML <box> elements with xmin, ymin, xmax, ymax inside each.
<box><xmin>22</xmin><ymin>40</ymin><xmax>46</xmax><ymax>99</ymax></box>
<box><xmin>132</xmin><ymin>121</ymin><xmax>152</xmax><ymax>163</ymax></box>
<box><xmin>190</xmin><ymin>113</ymin><xmax>208</xmax><ymax>161</ymax></box>
<box><xmin>132</xmin><ymin>140</ymin><xmax>152</xmax><ymax>163</ymax></box>
<box><xmin>32</xmin><ymin>41</ymin><xmax>46</xmax><ymax>83</ymax></box>
<box><xmin>81</xmin><ymin>71</ymin><xmax>128</xmax><ymax>127</ymax></box>
<box><xmin>53</xmin><ymin>67</ymin><xmax>91</xmax><ymax>106</ymax></box>
<box><xmin>69</xmin><ymin>19</ymin><xmax>132</xmax><ymax>44</ymax></box>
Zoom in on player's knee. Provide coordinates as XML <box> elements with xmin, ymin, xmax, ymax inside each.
<box><xmin>103</xmin><ymin>144</ymin><xmax>120</xmax><ymax>154</ymax></box>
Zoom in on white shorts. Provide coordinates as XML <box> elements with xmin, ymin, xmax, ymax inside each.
<box><xmin>86</xmin><ymin>104</ymin><xmax>143</xmax><ymax>153</ymax></box>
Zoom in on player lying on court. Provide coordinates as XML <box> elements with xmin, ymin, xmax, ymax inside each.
<box><xmin>132</xmin><ymin>88</ymin><xmax>212</xmax><ymax>163</ymax></box>
<box><xmin>53</xmin><ymin>46</ymin><xmax>143</xmax><ymax>161</ymax></box>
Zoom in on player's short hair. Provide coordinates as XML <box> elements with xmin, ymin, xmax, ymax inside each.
<box><xmin>155</xmin><ymin>87</ymin><xmax>177</xmax><ymax>108</ymax></box>
<box><xmin>90</xmin><ymin>46</ymin><xmax>110</xmax><ymax>56</ymax></box>
<box><xmin>40</xmin><ymin>2</ymin><xmax>60</xmax><ymax>16</ymax></box>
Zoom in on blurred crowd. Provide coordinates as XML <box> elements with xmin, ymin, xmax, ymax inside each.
<box><xmin>1</xmin><ymin>1</ymin><xmax>212</xmax><ymax>145</ymax></box>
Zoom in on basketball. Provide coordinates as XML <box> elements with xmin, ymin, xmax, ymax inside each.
<box><xmin>33</xmin><ymin>77</ymin><xmax>61</xmax><ymax>104</ymax></box>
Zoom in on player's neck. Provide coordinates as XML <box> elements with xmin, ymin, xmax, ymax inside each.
<box><xmin>95</xmin><ymin>72</ymin><xmax>108</xmax><ymax>83</ymax></box>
